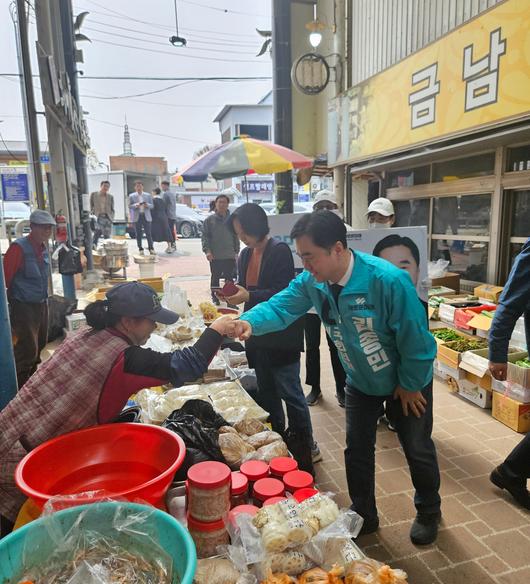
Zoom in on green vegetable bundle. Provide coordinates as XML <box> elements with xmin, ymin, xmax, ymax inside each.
<box><xmin>432</xmin><ymin>328</ymin><xmax>461</xmax><ymax>342</ymax></box>
<box><xmin>445</xmin><ymin>338</ymin><xmax>488</xmax><ymax>353</ymax></box>
<box><xmin>515</xmin><ymin>358</ymin><xmax>530</xmax><ymax>368</ymax></box>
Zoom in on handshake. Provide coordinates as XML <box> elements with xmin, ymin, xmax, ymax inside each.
<box><xmin>209</xmin><ymin>315</ymin><xmax>252</xmax><ymax>340</ymax></box>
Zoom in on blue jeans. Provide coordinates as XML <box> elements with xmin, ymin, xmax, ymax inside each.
<box><xmin>253</xmin><ymin>352</ymin><xmax>314</xmax><ymax>441</ymax></box>
<box><xmin>345</xmin><ymin>381</ymin><xmax>440</xmax><ymax>523</ymax></box>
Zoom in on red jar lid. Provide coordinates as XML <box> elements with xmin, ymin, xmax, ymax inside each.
<box><xmin>240</xmin><ymin>460</ymin><xmax>269</xmax><ymax>482</ymax></box>
<box><xmin>253</xmin><ymin>477</ymin><xmax>285</xmax><ymax>502</ymax></box>
<box><xmin>187</xmin><ymin>513</ymin><xmax>225</xmax><ymax>532</ymax></box>
<box><xmin>293</xmin><ymin>487</ymin><xmax>319</xmax><ymax>503</ymax></box>
<box><xmin>263</xmin><ymin>496</ymin><xmax>288</xmax><ymax>506</ymax></box>
<box><xmin>231</xmin><ymin>472</ymin><xmax>249</xmax><ymax>495</ymax></box>
<box><xmin>187</xmin><ymin>461</ymin><xmax>231</xmax><ymax>490</ymax></box>
<box><xmin>283</xmin><ymin>470</ymin><xmax>314</xmax><ymax>492</ymax></box>
<box><xmin>270</xmin><ymin>457</ymin><xmax>298</xmax><ymax>477</ymax></box>
<box><xmin>228</xmin><ymin>504</ymin><xmax>259</xmax><ymax>526</ymax></box>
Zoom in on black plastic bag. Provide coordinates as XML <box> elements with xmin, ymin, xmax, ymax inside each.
<box><xmin>58</xmin><ymin>243</ymin><xmax>83</xmax><ymax>275</ymax></box>
<box><xmin>162</xmin><ymin>400</ymin><xmax>229</xmax><ymax>480</ymax></box>
<box><xmin>47</xmin><ymin>294</ymin><xmax>77</xmax><ymax>342</ymax></box>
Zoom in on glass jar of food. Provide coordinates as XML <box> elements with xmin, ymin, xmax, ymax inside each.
<box><xmin>283</xmin><ymin>470</ymin><xmax>314</xmax><ymax>495</ymax></box>
<box><xmin>270</xmin><ymin>456</ymin><xmax>298</xmax><ymax>478</ymax></box>
<box><xmin>231</xmin><ymin>471</ymin><xmax>249</xmax><ymax>508</ymax></box>
<box><xmin>187</xmin><ymin>461</ymin><xmax>231</xmax><ymax>522</ymax></box>
<box><xmin>228</xmin><ymin>504</ymin><xmax>259</xmax><ymax>529</ymax></box>
<box><xmin>293</xmin><ymin>487</ymin><xmax>319</xmax><ymax>503</ymax></box>
<box><xmin>253</xmin><ymin>477</ymin><xmax>285</xmax><ymax>507</ymax></box>
<box><xmin>187</xmin><ymin>515</ymin><xmax>230</xmax><ymax>559</ymax></box>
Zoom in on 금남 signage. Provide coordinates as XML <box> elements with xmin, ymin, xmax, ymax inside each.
<box><xmin>1</xmin><ymin>172</ymin><xmax>30</xmax><ymax>202</ymax></box>
<box><xmin>328</xmin><ymin>0</ymin><xmax>530</xmax><ymax>165</ymax></box>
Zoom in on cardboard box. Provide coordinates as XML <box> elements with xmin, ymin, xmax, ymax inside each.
<box><xmin>65</xmin><ymin>312</ymin><xmax>86</xmax><ymax>332</ymax></box>
<box><xmin>454</xmin><ymin>305</ymin><xmax>496</xmax><ymax>331</ymax></box>
<box><xmin>457</xmin><ymin>378</ymin><xmax>492</xmax><ymax>409</ymax></box>
<box><xmin>474</xmin><ymin>284</ymin><xmax>504</xmax><ymax>304</ymax></box>
<box><xmin>492</xmin><ymin>379</ymin><xmax>530</xmax><ymax>404</ymax></box>
<box><xmin>429</xmin><ymin>286</ymin><xmax>456</xmax><ymax>297</ymax></box>
<box><xmin>467</xmin><ymin>313</ymin><xmax>495</xmax><ymax>336</ymax></box>
<box><xmin>433</xmin><ymin>359</ymin><xmax>449</xmax><ymax>381</ymax></box>
<box><xmin>507</xmin><ymin>353</ymin><xmax>530</xmax><ymax>389</ymax></box>
<box><xmin>437</xmin><ymin>360</ymin><xmax>466</xmax><ymax>380</ymax></box>
<box><xmin>438</xmin><ymin>296</ymin><xmax>480</xmax><ymax>325</ymax></box>
<box><xmin>138</xmin><ymin>277</ymin><xmax>165</xmax><ymax>293</ymax></box>
<box><xmin>492</xmin><ymin>392</ymin><xmax>530</xmax><ymax>433</ymax></box>
<box><xmin>437</xmin><ymin>337</ymin><xmax>487</xmax><ymax>369</ymax></box>
<box><xmin>431</xmin><ymin>272</ymin><xmax>461</xmax><ymax>293</ymax></box>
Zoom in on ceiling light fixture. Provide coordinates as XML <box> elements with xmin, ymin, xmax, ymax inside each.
<box><xmin>305</xmin><ymin>4</ymin><xmax>325</xmax><ymax>49</ymax></box>
<box><xmin>169</xmin><ymin>0</ymin><xmax>187</xmax><ymax>47</ymax></box>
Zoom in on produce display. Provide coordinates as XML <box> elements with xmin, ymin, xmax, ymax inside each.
<box><xmin>443</xmin><ymin>338</ymin><xmax>488</xmax><ymax>352</ymax></box>
<box><xmin>431</xmin><ymin>328</ymin><xmax>461</xmax><ymax>342</ymax></box>
<box><xmin>515</xmin><ymin>357</ymin><xmax>530</xmax><ymax>368</ymax></box>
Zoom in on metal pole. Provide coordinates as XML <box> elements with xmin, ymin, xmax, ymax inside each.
<box><xmin>0</xmin><ymin>240</ymin><xmax>18</xmax><ymax>410</ymax></box>
<box><xmin>15</xmin><ymin>0</ymin><xmax>46</xmax><ymax>210</ymax></box>
<box><xmin>272</xmin><ymin>0</ymin><xmax>294</xmax><ymax>214</ymax></box>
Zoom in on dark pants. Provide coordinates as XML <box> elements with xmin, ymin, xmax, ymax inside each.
<box><xmin>93</xmin><ymin>214</ymin><xmax>113</xmax><ymax>247</ymax></box>
<box><xmin>168</xmin><ymin>219</ymin><xmax>176</xmax><ymax>244</ymax></box>
<box><xmin>9</xmin><ymin>299</ymin><xmax>48</xmax><ymax>388</ymax></box>
<box><xmin>210</xmin><ymin>258</ymin><xmax>236</xmax><ymax>300</ymax></box>
<box><xmin>345</xmin><ymin>381</ymin><xmax>440</xmax><ymax>523</ymax></box>
<box><xmin>501</xmin><ymin>433</ymin><xmax>530</xmax><ymax>481</ymax></box>
<box><xmin>135</xmin><ymin>214</ymin><xmax>154</xmax><ymax>251</ymax></box>
<box><xmin>253</xmin><ymin>351</ymin><xmax>314</xmax><ymax>442</ymax></box>
<box><xmin>304</xmin><ymin>313</ymin><xmax>346</xmax><ymax>399</ymax></box>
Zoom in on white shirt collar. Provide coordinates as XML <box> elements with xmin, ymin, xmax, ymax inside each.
<box><xmin>330</xmin><ymin>251</ymin><xmax>354</xmax><ymax>287</ymax></box>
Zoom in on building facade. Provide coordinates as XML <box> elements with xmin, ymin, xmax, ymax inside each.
<box><xmin>307</xmin><ymin>0</ymin><xmax>530</xmax><ymax>287</ymax></box>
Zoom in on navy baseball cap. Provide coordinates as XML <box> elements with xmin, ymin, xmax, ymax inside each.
<box><xmin>105</xmin><ymin>282</ymin><xmax>178</xmax><ymax>325</ymax></box>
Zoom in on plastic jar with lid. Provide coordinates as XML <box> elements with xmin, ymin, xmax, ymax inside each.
<box><xmin>231</xmin><ymin>471</ymin><xmax>249</xmax><ymax>508</ymax></box>
<box><xmin>228</xmin><ymin>504</ymin><xmax>259</xmax><ymax>528</ymax></box>
<box><xmin>283</xmin><ymin>470</ymin><xmax>314</xmax><ymax>494</ymax></box>
<box><xmin>293</xmin><ymin>487</ymin><xmax>319</xmax><ymax>503</ymax></box>
<box><xmin>270</xmin><ymin>457</ymin><xmax>298</xmax><ymax>478</ymax></box>
<box><xmin>187</xmin><ymin>461</ymin><xmax>231</xmax><ymax>522</ymax></box>
<box><xmin>253</xmin><ymin>477</ymin><xmax>285</xmax><ymax>507</ymax></box>
<box><xmin>187</xmin><ymin>515</ymin><xmax>230</xmax><ymax>559</ymax></box>
<box><xmin>240</xmin><ymin>460</ymin><xmax>269</xmax><ymax>485</ymax></box>
<box><xmin>263</xmin><ymin>496</ymin><xmax>288</xmax><ymax>507</ymax></box>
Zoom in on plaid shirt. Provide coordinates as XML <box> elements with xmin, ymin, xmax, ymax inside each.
<box><xmin>0</xmin><ymin>328</ymin><xmax>128</xmax><ymax>521</ymax></box>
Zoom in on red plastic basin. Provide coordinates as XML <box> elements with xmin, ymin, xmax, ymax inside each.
<box><xmin>15</xmin><ymin>423</ymin><xmax>185</xmax><ymax>509</ymax></box>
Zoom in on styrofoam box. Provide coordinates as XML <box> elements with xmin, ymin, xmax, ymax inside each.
<box><xmin>437</xmin><ymin>360</ymin><xmax>466</xmax><ymax>380</ymax></box>
<box><xmin>439</xmin><ymin>303</ymin><xmax>458</xmax><ymax>324</ymax></box>
<box><xmin>457</xmin><ymin>379</ymin><xmax>492</xmax><ymax>409</ymax></box>
<box><xmin>433</xmin><ymin>359</ymin><xmax>450</xmax><ymax>381</ymax></box>
<box><xmin>492</xmin><ymin>378</ymin><xmax>530</xmax><ymax>404</ymax></box>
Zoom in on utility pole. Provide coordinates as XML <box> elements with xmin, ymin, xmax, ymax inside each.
<box><xmin>272</xmin><ymin>0</ymin><xmax>294</xmax><ymax>214</ymax></box>
<box><xmin>15</xmin><ymin>0</ymin><xmax>46</xmax><ymax>210</ymax></box>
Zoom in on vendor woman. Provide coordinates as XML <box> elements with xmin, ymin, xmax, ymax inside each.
<box><xmin>0</xmin><ymin>281</ymin><xmax>233</xmax><ymax>530</ymax></box>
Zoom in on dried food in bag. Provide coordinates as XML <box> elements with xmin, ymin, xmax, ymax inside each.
<box><xmin>256</xmin><ymin>441</ymin><xmax>289</xmax><ymax>462</ymax></box>
<box><xmin>219</xmin><ymin>432</ymin><xmax>256</xmax><ymax>468</ymax></box>
<box><xmin>234</xmin><ymin>418</ymin><xmax>268</xmax><ymax>436</ymax></box>
<box><xmin>246</xmin><ymin>431</ymin><xmax>283</xmax><ymax>449</ymax></box>
<box><xmin>194</xmin><ymin>557</ymin><xmax>242</xmax><ymax>584</ymax></box>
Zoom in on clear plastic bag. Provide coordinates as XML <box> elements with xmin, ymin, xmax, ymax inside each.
<box><xmin>428</xmin><ymin>258</ymin><xmax>450</xmax><ymax>278</ymax></box>
<box><xmin>18</xmin><ymin>501</ymin><xmax>173</xmax><ymax>584</ymax></box>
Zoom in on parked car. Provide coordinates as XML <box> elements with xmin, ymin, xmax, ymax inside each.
<box><xmin>259</xmin><ymin>202</ymin><xmax>313</xmax><ymax>215</ymax></box>
<box><xmin>174</xmin><ymin>204</ymin><xmax>204</xmax><ymax>238</ymax></box>
<box><xmin>1</xmin><ymin>201</ymin><xmax>31</xmax><ymax>236</ymax></box>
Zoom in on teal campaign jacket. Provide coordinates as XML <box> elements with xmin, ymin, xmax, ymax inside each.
<box><xmin>240</xmin><ymin>250</ymin><xmax>436</xmax><ymax>396</ymax></box>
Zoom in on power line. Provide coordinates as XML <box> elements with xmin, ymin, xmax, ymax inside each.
<box><xmin>0</xmin><ymin>129</ymin><xmax>28</xmax><ymax>163</ymax></box>
<box><xmin>88</xmin><ymin>35</ymin><xmax>265</xmax><ymax>63</ymax></box>
<box><xmin>0</xmin><ymin>73</ymin><xmax>272</xmax><ymax>81</ymax></box>
<box><xmin>80</xmin><ymin>80</ymin><xmax>196</xmax><ymax>100</ymax></box>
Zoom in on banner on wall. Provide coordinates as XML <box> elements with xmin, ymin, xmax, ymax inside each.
<box><xmin>268</xmin><ymin>214</ymin><xmax>428</xmax><ymax>301</ymax></box>
<box><xmin>328</xmin><ymin>0</ymin><xmax>530</xmax><ymax>165</ymax></box>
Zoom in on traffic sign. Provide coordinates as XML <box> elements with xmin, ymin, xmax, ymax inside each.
<box><xmin>40</xmin><ymin>154</ymin><xmax>50</xmax><ymax>163</ymax></box>
<box><xmin>1</xmin><ymin>173</ymin><xmax>30</xmax><ymax>202</ymax></box>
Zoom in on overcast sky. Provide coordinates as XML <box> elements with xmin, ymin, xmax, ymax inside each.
<box><xmin>0</xmin><ymin>0</ymin><xmax>272</xmax><ymax>173</ymax></box>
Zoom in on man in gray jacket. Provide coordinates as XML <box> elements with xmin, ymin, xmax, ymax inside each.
<box><xmin>128</xmin><ymin>181</ymin><xmax>155</xmax><ymax>255</ymax></box>
<box><xmin>201</xmin><ymin>194</ymin><xmax>240</xmax><ymax>304</ymax></box>
<box><xmin>161</xmin><ymin>180</ymin><xmax>177</xmax><ymax>253</ymax></box>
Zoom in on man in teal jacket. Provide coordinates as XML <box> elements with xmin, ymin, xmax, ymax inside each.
<box><xmin>230</xmin><ymin>211</ymin><xmax>440</xmax><ymax>545</ymax></box>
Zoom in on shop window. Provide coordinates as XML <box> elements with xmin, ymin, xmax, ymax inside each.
<box><xmin>433</xmin><ymin>194</ymin><xmax>491</xmax><ymax>236</ymax></box>
<box><xmin>386</xmin><ymin>166</ymin><xmax>430</xmax><ymax>188</ymax></box>
<box><xmin>432</xmin><ymin>153</ymin><xmax>495</xmax><ymax>182</ymax></box>
<box><xmin>431</xmin><ymin>240</ymin><xmax>489</xmax><ymax>282</ymax></box>
<box><xmin>506</xmin><ymin>144</ymin><xmax>530</xmax><ymax>172</ymax></box>
<box><xmin>394</xmin><ymin>199</ymin><xmax>430</xmax><ymax>228</ymax></box>
<box><xmin>237</xmin><ymin>124</ymin><xmax>270</xmax><ymax>140</ymax></box>
<box><xmin>510</xmin><ymin>190</ymin><xmax>530</xmax><ymax>238</ymax></box>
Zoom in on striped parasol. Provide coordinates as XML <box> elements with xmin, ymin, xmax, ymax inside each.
<box><xmin>180</xmin><ymin>136</ymin><xmax>313</xmax><ymax>182</ymax></box>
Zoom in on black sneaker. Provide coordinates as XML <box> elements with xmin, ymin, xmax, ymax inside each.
<box><xmin>212</xmin><ymin>297</ymin><xmax>221</xmax><ymax>306</ymax></box>
<box><xmin>358</xmin><ymin>516</ymin><xmax>379</xmax><ymax>536</ymax></box>
<box><xmin>410</xmin><ymin>511</ymin><xmax>441</xmax><ymax>545</ymax></box>
<box><xmin>490</xmin><ymin>466</ymin><xmax>530</xmax><ymax>510</ymax></box>
<box><xmin>305</xmin><ymin>387</ymin><xmax>322</xmax><ymax>406</ymax></box>
<box><xmin>336</xmin><ymin>393</ymin><xmax>345</xmax><ymax>408</ymax></box>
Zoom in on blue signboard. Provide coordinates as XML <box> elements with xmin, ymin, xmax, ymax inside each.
<box><xmin>1</xmin><ymin>173</ymin><xmax>30</xmax><ymax>202</ymax></box>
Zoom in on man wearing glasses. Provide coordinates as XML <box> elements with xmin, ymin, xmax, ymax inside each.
<box><xmin>228</xmin><ymin>210</ymin><xmax>440</xmax><ymax>545</ymax></box>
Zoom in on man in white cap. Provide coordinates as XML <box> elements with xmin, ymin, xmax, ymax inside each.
<box><xmin>3</xmin><ymin>209</ymin><xmax>55</xmax><ymax>386</ymax></box>
<box><xmin>304</xmin><ymin>190</ymin><xmax>347</xmax><ymax>407</ymax></box>
<box><xmin>367</xmin><ymin>197</ymin><xmax>395</xmax><ymax>228</ymax></box>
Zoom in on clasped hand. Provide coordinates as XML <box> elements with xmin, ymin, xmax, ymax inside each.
<box><xmin>209</xmin><ymin>315</ymin><xmax>252</xmax><ymax>340</ymax></box>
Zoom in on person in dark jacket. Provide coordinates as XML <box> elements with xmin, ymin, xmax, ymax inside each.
<box><xmin>222</xmin><ymin>203</ymin><xmax>321</xmax><ymax>463</ymax></box>
<box><xmin>151</xmin><ymin>187</ymin><xmax>173</xmax><ymax>252</ymax></box>
<box><xmin>488</xmin><ymin>237</ymin><xmax>530</xmax><ymax>510</ymax></box>
<box><xmin>201</xmin><ymin>194</ymin><xmax>240</xmax><ymax>304</ymax></box>
<box><xmin>0</xmin><ymin>281</ymin><xmax>234</xmax><ymax>533</ymax></box>
<box><xmin>2</xmin><ymin>210</ymin><xmax>56</xmax><ymax>387</ymax></box>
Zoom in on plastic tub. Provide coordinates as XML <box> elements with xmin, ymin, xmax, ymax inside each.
<box><xmin>186</xmin><ymin>514</ymin><xmax>229</xmax><ymax>559</ymax></box>
<box><xmin>15</xmin><ymin>423</ymin><xmax>186</xmax><ymax>509</ymax></box>
<box><xmin>0</xmin><ymin>502</ymin><xmax>196</xmax><ymax>584</ymax></box>
<box><xmin>293</xmin><ymin>487</ymin><xmax>319</xmax><ymax>503</ymax></box>
<box><xmin>240</xmin><ymin>460</ymin><xmax>269</xmax><ymax>483</ymax></box>
<box><xmin>187</xmin><ymin>461</ymin><xmax>231</xmax><ymax>522</ymax></box>
<box><xmin>263</xmin><ymin>496</ymin><xmax>288</xmax><ymax>506</ymax></box>
<box><xmin>228</xmin><ymin>504</ymin><xmax>259</xmax><ymax>526</ymax></box>
<box><xmin>270</xmin><ymin>456</ymin><xmax>298</xmax><ymax>478</ymax></box>
<box><xmin>283</xmin><ymin>470</ymin><xmax>314</xmax><ymax>494</ymax></box>
<box><xmin>253</xmin><ymin>478</ymin><xmax>285</xmax><ymax>506</ymax></box>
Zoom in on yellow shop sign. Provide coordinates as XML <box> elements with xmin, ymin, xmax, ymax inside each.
<box><xmin>329</xmin><ymin>0</ymin><xmax>530</xmax><ymax>165</ymax></box>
